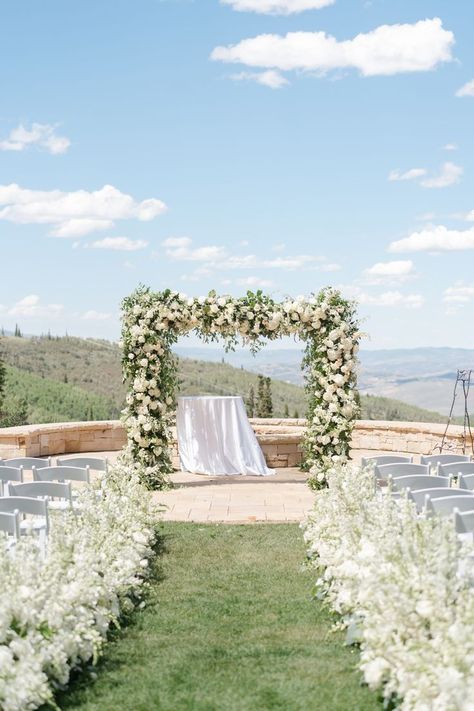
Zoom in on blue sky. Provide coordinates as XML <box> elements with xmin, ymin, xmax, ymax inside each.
<box><xmin>1</xmin><ymin>0</ymin><xmax>474</xmax><ymax>349</ymax></box>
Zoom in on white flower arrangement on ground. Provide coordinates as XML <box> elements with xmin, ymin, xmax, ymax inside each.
<box><xmin>0</xmin><ymin>464</ymin><xmax>158</xmax><ymax>711</ymax></box>
<box><xmin>303</xmin><ymin>464</ymin><xmax>474</xmax><ymax>710</ymax></box>
<box><xmin>121</xmin><ymin>286</ymin><xmax>360</xmax><ymax>489</ymax></box>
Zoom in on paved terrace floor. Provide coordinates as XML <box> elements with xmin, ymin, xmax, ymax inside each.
<box><xmin>46</xmin><ymin>448</ymin><xmax>381</xmax><ymax>525</ymax></box>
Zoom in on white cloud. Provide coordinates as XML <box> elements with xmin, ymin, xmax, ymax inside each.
<box><xmin>0</xmin><ymin>123</ymin><xmax>71</xmax><ymax>154</ymax></box>
<box><xmin>162</xmin><ymin>237</ymin><xmax>226</xmax><ymax>262</ymax></box>
<box><xmin>221</xmin><ymin>0</ymin><xmax>334</xmax><ymax>14</ymax></box>
<box><xmin>8</xmin><ymin>294</ymin><xmax>64</xmax><ymax>318</ymax></box>
<box><xmin>363</xmin><ymin>260</ymin><xmax>415</xmax><ymax>284</ymax></box>
<box><xmin>389</xmin><ymin>168</ymin><xmax>427</xmax><ymax>182</ymax></box>
<box><xmin>456</xmin><ymin>79</ymin><xmax>474</xmax><ymax>97</ymax></box>
<box><xmin>225</xmin><ymin>255</ymin><xmax>259</xmax><ymax>269</ymax></box>
<box><xmin>343</xmin><ymin>286</ymin><xmax>423</xmax><ymax>309</ymax></box>
<box><xmin>162</xmin><ymin>236</ymin><xmax>192</xmax><ymax>248</ymax></box>
<box><xmin>443</xmin><ymin>284</ymin><xmax>474</xmax><ymax>303</ymax></box>
<box><xmin>236</xmin><ymin>276</ymin><xmax>274</xmax><ymax>288</ymax></box>
<box><xmin>420</xmin><ymin>162</ymin><xmax>462</xmax><ymax>188</ymax></box>
<box><xmin>389</xmin><ymin>225</ymin><xmax>474</xmax><ymax>253</ymax></box>
<box><xmin>161</xmin><ymin>237</ymin><xmax>336</xmax><ymax>276</ymax></box>
<box><xmin>263</xmin><ymin>255</ymin><xmax>322</xmax><ymax>269</ymax></box>
<box><xmin>81</xmin><ymin>310</ymin><xmax>112</xmax><ymax>321</ymax></box>
<box><xmin>371</xmin><ymin>291</ymin><xmax>424</xmax><ymax>308</ymax></box>
<box><xmin>211</xmin><ymin>18</ymin><xmax>454</xmax><ymax>84</ymax></box>
<box><xmin>231</xmin><ymin>70</ymin><xmax>289</xmax><ymax>89</ymax></box>
<box><xmin>51</xmin><ymin>218</ymin><xmax>114</xmax><ymax>237</ymax></box>
<box><xmin>88</xmin><ymin>237</ymin><xmax>148</xmax><ymax>251</ymax></box>
<box><xmin>0</xmin><ymin>183</ymin><xmax>167</xmax><ymax>237</ymax></box>
<box><xmin>443</xmin><ymin>143</ymin><xmax>458</xmax><ymax>151</ymax></box>
<box><xmin>388</xmin><ymin>162</ymin><xmax>462</xmax><ymax>189</ymax></box>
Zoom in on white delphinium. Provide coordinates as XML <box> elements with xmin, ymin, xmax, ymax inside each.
<box><xmin>0</xmin><ymin>464</ymin><xmax>158</xmax><ymax>711</ymax></box>
<box><xmin>304</xmin><ymin>462</ymin><xmax>474</xmax><ymax>709</ymax></box>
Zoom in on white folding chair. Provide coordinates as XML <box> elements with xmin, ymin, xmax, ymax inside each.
<box><xmin>0</xmin><ymin>510</ymin><xmax>20</xmax><ymax>541</ymax></box>
<box><xmin>361</xmin><ymin>455</ymin><xmax>412</xmax><ymax>468</ymax></box>
<box><xmin>428</xmin><ymin>495</ymin><xmax>474</xmax><ymax>517</ymax></box>
<box><xmin>5</xmin><ymin>457</ymin><xmax>51</xmax><ymax>471</ymax></box>
<box><xmin>0</xmin><ymin>496</ymin><xmax>50</xmax><ymax>535</ymax></box>
<box><xmin>33</xmin><ymin>465</ymin><xmax>90</xmax><ymax>484</ymax></box>
<box><xmin>376</xmin><ymin>463</ymin><xmax>428</xmax><ymax>480</ymax></box>
<box><xmin>409</xmin><ymin>487</ymin><xmax>474</xmax><ymax>511</ymax></box>
<box><xmin>0</xmin><ymin>465</ymin><xmax>24</xmax><ymax>496</ymax></box>
<box><xmin>56</xmin><ymin>456</ymin><xmax>108</xmax><ymax>473</ymax></box>
<box><xmin>441</xmin><ymin>462</ymin><xmax>474</xmax><ymax>479</ymax></box>
<box><xmin>421</xmin><ymin>454</ymin><xmax>471</xmax><ymax>466</ymax></box>
<box><xmin>459</xmin><ymin>474</ymin><xmax>474</xmax><ymax>491</ymax></box>
<box><xmin>391</xmin><ymin>474</ymin><xmax>452</xmax><ymax>492</ymax></box>
<box><xmin>454</xmin><ymin>508</ymin><xmax>474</xmax><ymax>534</ymax></box>
<box><xmin>9</xmin><ymin>481</ymin><xmax>73</xmax><ymax>510</ymax></box>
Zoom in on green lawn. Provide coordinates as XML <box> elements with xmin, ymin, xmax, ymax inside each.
<box><xmin>55</xmin><ymin>523</ymin><xmax>380</xmax><ymax>711</ymax></box>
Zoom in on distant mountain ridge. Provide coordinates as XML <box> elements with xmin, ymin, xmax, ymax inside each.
<box><xmin>175</xmin><ymin>346</ymin><xmax>474</xmax><ymax>417</ymax></box>
<box><xmin>0</xmin><ymin>335</ymin><xmax>470</xmax><ymax>424</ymax></box>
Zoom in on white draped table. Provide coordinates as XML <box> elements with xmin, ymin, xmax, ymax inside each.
<box><xmin>177</xmin><ymin>396</ymin><xmax>275</xmax><ymax>476</ymax></box>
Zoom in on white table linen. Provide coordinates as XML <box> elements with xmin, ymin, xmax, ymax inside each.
<box><xmin>177</xmin><ymin>396</ymin><xmax>275</xmax><ymax>476</ymax></box>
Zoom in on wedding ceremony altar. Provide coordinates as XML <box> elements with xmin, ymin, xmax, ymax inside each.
<box><xmin>177</xmin><ymin>395</ymin><xmax>275</xmax><ymax>476</ymax></box>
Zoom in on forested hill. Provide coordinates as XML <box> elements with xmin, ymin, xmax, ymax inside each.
<box><xmin>0</xmin><ymin>334</ymin><xmax>451</xmax><ymax>425</ymax></box>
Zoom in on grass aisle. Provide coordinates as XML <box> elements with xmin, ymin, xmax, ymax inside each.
<box><xmin>57</xmin><ymin>523</ymin><xmax>380</xmax><ymax>711</ymax></box>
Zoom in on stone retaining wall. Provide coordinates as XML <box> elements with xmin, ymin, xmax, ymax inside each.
<box><xmin>0</xmin><ymin>418</ymin><xmax>470</xmax><ymax>465</ymax></box>
<box><xmin>0</xmin><ymin>421</ymin><xmax>127</xmax><ymax>460</ymax></box>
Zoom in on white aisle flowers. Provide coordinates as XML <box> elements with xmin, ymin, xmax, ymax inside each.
<box><xmin>303</xmin><ymin>464</ymin><xmax>474</xmax><ymax>710</ymax></box>
<box><xmin>121</xmin><ymin>286</ymin><xmax>360</xmax><ymax>490</ymax></box>
<box><xmin>0</xmin><ymin>464</ymin><xmax>158</xmax><ymax>711</ymax></box>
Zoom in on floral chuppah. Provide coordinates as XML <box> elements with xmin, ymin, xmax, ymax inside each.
<box><xmin>121</xmin><ymin>286</ymin><xmax>360</xmax><ymax>490</ymax></box>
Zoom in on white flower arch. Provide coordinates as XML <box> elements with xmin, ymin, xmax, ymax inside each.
<box><xmin>121</xmin><ymin>286</ymin><xmax>360</xmax><ymax>489</ymax></box>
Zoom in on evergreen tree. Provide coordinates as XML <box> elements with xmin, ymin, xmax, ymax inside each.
<box><xmin>0</xmin><ymin>347</ymin><xmax>6</xmax><ymax>408</ymax></box>
<box><xmin>0</xmin><ymin>397</ymin><xmax>28</xmax><ymax>427</ymax></box>
<box><xmin>246</xmin><ymin>385</ymin><xmax>255</xmax><ymax>418</ymax></box>
<box><xmin>292</xmin><ymin>409</ymin><xmax>299</xmax><ymax>419</ymax></box>
<box><xmin>264</xmin><ymin>377</ymin><xmax>273</xmax><ymax>418</ymax></box>
<box><xmin>14</xmin><ymin>324</ymin><xmax>22</xmax><ymax>338</ymax></box>
<box><xmin>256</xmin><ymin>375</ymin><xmax>266</xmax><ymax>417</ymax></box>
<box><xmin>283</xmin><ymin>403</ymin><xmax>290</xmax><ymax>418</ymax></box>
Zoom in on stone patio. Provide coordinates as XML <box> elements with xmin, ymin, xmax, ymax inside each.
<box><xmin>155</xmin><ymin>468</ymin><xmax>315</xmax><ymax>523</ymax></box>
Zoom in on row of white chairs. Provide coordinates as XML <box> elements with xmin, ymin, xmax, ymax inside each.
<box><xmin>361</xmin><ymin>453</ymin><xmax>472</xmax><ymax>468</ymax></box>
<box><xmin>363</xmin><ymin>454</ymin><xmax>474</xmax><ymax>536</ymax></box>
<box><xmin>0</xmin><ymin>456</ymin><xmax>108</xmax><ymax>471</ymax></box>
<box><xmin>0</xmin><ymin>456</ymin><xmax>108</xmax><ymax>542</ymax></box>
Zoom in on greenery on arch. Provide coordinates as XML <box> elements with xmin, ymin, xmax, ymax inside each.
<box><xmin>121</xmin><ymin>286</ymin><xmax>361</xmax><ymax>490</ymax></box>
